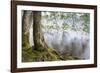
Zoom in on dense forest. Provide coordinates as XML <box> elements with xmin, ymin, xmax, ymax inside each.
<box><xmin>22</xmin><ymin>10</ymin><xmax>90</xmax><ymax>62</ymax></box>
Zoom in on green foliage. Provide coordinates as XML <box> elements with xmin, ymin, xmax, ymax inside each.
<box><xmin>46</xmin><ymin>25</ymin><xmax>54</xmax><ymax>29</ymax></box>
<box><xmin>42</xmin><ymin>12</ymin><xmax>90</xmax><ymax>34</ymax></box>
<box><xmin>62</xmin><ymin>23</ymin><xmax>69</xmax><ymax>30</ymax></box>
<box><xmin>71</xmin><ymin>24</ymin><xmax>77</xmax><ymax>31</ymax></box>
<box><xmin>83</xmin><ymin>23</ymin><xmax>89</xmax><ymax>33</ymax></box>
<box><xmin>80</xmin><ymin>13</ymin><xmax>90</xmax><ymax>24</ymax></box>
<box><xmin>80</xmin><ymin>13</ymin><xmax>90</xmax><ymax>33</ymax></box>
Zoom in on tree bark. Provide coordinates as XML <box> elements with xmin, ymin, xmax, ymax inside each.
<box><xmin>22</xmin><ymin>11</ymin><xmax>30</xmax><ymax>49</ymax></box>
<box><xmin>33</xmin><ymin>11</ymin><xmax>48</xmax><ymax>50</ymax></box>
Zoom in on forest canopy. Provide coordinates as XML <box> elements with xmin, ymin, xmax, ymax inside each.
<box><xmin>41</xmin><ymin>11</ymin><xmax>90</xmax><ymax>33</ymax></box>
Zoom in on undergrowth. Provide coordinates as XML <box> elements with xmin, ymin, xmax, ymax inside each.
<box><xmin>22</xmin><ymin>47</ymin><xmax>77</xmax><ymax>62</ymax></box>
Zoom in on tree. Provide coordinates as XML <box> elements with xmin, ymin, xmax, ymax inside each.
<box><xmin>22</xmin><ymin>11</ymin><xmax>30</xmax><ymax>49</ymax></box>
<box><xmin>33</xmin><ymin>11</ymin><xmax>48</xmax><ymax>51</ymax></box>
<box><xmin>32</xmin><ymin>11</ymin><xmax>63</xmax><ymax>61</ymax></box>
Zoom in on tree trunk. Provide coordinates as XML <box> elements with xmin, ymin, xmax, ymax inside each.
<box><xmin>33</xmin><ymin>11</ymin><xmax>48</xmax><ymax>50</ymax></box>
<box><xmin>22</xmin><ymin>11</ymin><xmax>30</xmax><ymax>49</ymax></box>
<box><xmin>32</xmin><ymin>11</ymin><xmax>64</xmax><ymax>60</ymax></box>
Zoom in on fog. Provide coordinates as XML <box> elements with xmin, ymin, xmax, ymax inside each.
<box><xmin>28</xmin><ymin>11</ymin><xmax>90</xmax><ymax>60</ymax></box>
<box><xmin>29</xmin><ymin>27</ymin><xmax>90</xmax><ymax>59</ymax></box>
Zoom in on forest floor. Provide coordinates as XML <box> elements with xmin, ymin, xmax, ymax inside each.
<box><xmin>22</xmin><ymin>46</ymin><xmax>79</xmax><ymax>62</ymax></box>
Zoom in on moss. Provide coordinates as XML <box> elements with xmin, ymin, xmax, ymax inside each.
<box><xmin>22</xmin><ymin>33</ymin><xmax>30</xmax><ymax>49</ymax></box>
<box><xmin>22</xmin><ymin>47</ymin><xmax>78</xmax><ymax>62</ymax></box>
<box><xmin>22</xmin><ymin>47</ymin><xmax>62</xmax><ymax>62</ymax></box>
<box><xmin>35</xmin><ymin>47</ymin><xmax>45</xmax><ymax>52</ymax></box>
<box><xmin>47</xmin><ymin>48</ymin><xmax>63</xmax><ymax>60</ymax></box>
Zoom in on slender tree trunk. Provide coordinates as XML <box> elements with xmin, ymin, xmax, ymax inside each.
<box><xmin>22</xmin><ymin>11</ymin><xmax>30</xmax><ymax>49</ymax></box>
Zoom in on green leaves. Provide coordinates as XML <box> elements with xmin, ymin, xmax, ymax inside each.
<box><xmin>62</xmin><ymin>23</ymin><xmax>69</xmax><ymax>30</ymax></box>
<box><xmin>42</xmin><ymin>11</ymin><xmax>90</xmax><ymax>33</ymax></box>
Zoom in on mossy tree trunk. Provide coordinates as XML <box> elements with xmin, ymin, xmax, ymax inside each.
<box><xmin>33</xmin><ymin>11</ymin><xmax>48</xmax><ymax>51</ymax></box>
<box><xmin>22</xmin><ymin>11</ymin><xmax>30</xmax><ymax>49</ymax></box>
<box><xmin>32</xmin><ymin>11</ymin><xmax>64</xmax><ymax>61</ymax></box>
